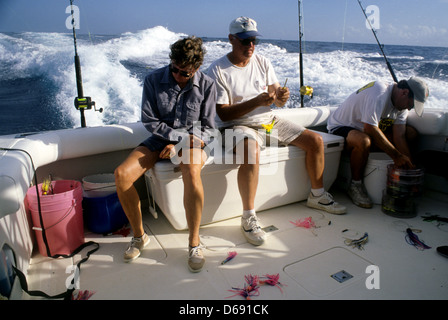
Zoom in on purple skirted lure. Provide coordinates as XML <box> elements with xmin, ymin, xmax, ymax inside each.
<box><xmin>227</xmin><ymin>274</ymin><xmax>260</xmax><ymax>300</ymax></box>
<box><xmin>405</xmin><ymin>228</ymin><xmax>431</xmax><ymax>250</ymax></box>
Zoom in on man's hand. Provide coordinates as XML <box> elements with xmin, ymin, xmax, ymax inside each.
<box><xmin>255</xmin><ymin>91</ymin><xmax>276</xmax><ymax>107</ymax></box>
<box><xmin>393</xmin><ymin>153</ymin><xmax>415</xmax><ymax>170</ymax></box>
<box><xmin>275</xmin><ymin>86</ymin><xmax>290</xmax><ymax>107</ymax></box>
<box><xmin>159</xmin><ymin>135</ymin><xmax>204</xmax><ymax>160</ymax></box>
<box><xmin>159</xmin><ymin>144</ymin><xmax>176</xmax><ymax>159</ymax></box>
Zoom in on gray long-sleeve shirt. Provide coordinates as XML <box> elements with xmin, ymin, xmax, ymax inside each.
<box><xmin>141</xmin><ymin>65</ymin><xmax>216</xmax><ymax>145</ymax></box>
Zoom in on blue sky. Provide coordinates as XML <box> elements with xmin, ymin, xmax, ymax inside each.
<box><xmin>1</xmin><ymin>0</ymin><xmax>447</xmax><ymax>47</ymax></box>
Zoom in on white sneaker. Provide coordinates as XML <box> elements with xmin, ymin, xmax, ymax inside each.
<box><xmin>188</xmin><ymin>244</ymin><xmax>205</xmax><ymax>273</ymax></box>
<box><xmin>307</xmin><ymin>191</ymin><xmax>347</xmax><ymax>214</ymax></box>
<box><xmin>348</xmin><ymin>182</ymin><xmax>373</xmax><ymax>208</ymax></box>
<box><xmin>241</xmin><ymin>215</ymin><xmax>267</xmax><ymax>246</ymax></box>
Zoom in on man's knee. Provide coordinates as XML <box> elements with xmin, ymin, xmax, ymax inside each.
<box><xmin>235</xmin><ymin>138</ymin><xmax>260</xmax><ymax>165</ymax></box>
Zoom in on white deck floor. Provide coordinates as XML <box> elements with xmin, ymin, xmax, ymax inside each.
<box><xmin>23</xmin><ymin>188</ymin><xmax>448</xmax><ymax>301</ymax></box>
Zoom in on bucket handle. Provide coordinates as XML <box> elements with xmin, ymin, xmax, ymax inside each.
<box><xmin>32</xmin><ymin>199</ymin><xmax>77</xmax><ymax>232</ymax></box>
<box><xmin>364</xmin><ymin>167</ymin><xmax>378</xmax><ymax>178</ymax></box>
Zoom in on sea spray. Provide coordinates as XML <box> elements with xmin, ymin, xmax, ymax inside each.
<box><xmin>1</xmin><ymin>27</ymin><xmax>447</xmax><ymax>135</ymax></box>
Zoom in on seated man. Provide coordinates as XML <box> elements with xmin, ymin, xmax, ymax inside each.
<box><xmin>208</xmin><ymin>17</ymin><xmax>346</xmax><ymax>246</ymax></box>
<box><xmin>114</xmin><ymin>36</ymin><xmax>216</xmax><ymax>272</ymax></box>
<box><xmin>327</xmin><ymin>77</ymin><xmax>429</xmax><ymax>208</ymax></box>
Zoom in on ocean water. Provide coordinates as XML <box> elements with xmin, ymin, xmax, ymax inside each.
<box><xmin>1</xmin><ymin>27</ymin><xmax>447</xmax><ymax>135</ymax></box>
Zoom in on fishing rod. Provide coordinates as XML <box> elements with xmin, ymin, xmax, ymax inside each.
<box><xmin>297</xmin><ymin>0</ymin><xmax>313</xmax><ymax>108</ymax></box>
<box><xmin>357</xmin><ymin>0</ymin><xmax>398</xmax><ymax>82</ymax></box>
<box><xmin>69</xmin><ymin>0</ymin><xmax>102</xmax><ymax>128</ymax></box>
<box><xmin>298</xmin><ymin>0</ymin><xmax>304</xmax><ymax>108</ymax></box>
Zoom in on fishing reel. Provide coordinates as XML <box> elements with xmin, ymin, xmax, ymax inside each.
<box><xmin>300</xmin><ymin>86</ymin><xmax>314</xmax><ymax>98</ymax></box>
<box><xmin>74</xmin><ymin>97</ymin><xmax>103</xmax><ymax>113</ymax></box>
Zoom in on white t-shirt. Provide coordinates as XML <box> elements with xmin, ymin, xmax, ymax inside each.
<box><xmin>327</xmin><ymin>81</ymin><xmax>408</xmax><ymax>133</ymax></box>
<box><xmin>207</xmin><ymin>54</ymin><xmax>278</xmax><ymax>128</ymax></box>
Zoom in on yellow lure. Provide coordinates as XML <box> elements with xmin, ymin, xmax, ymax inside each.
<box><xmin>42</xmin><ymin>177</ymin><xmax>53</xmax><ymax>195</ymax></box>
<box><xmin>262</xmin><ymin>119</ymin><xmax>276</xmax><ymax>134</ymax></box>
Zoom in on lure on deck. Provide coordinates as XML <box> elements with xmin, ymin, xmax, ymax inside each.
<box><xmin>221</xmin><ymin>251</ymin><xmax>237</xmax><ymax>265</ymax></box>
<box><xmin>226</xmin><ymin>273</ymin><xmax>286</xmax><ymax>299</ymax></box>
<box><xmin>227</xmin><ymin>274</ymin><xmax>260</xmax><ymax>300</ymax></box>
<box><xmin>290</xmin><ymin>217</ymin><xmax>316</xmax><ymax>229</ymax></box>
<box><xmin>405</xmin><ymin>228</ymin><xmax>431</xmax><ymax>250</ymax></box>
<box><xmin>260</xmin><ymin>273</ymin><xmax>286</xmax><ymax>294</ymax></box>
<box><xmin>72</xmin><ymin>290</ymin><xmax>95</xmax><ymax>300</ymax></box>
<box><xmin>342</xmin><ymin>231</ymin><xmax>368</xmax><ymax>250</ymax></box>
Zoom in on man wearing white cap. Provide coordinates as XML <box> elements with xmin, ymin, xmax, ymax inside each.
<box><xmin>208</xmin><ymin>17</ymin><xmax>347</xmax><ymax>246</ymax></box>
<box><xmin>327</xmin><ymin>77</ymin><xmax>429</xmax><ymax>208</ymax></box>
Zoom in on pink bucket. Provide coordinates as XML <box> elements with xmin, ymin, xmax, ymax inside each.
<box><xmin>26</xmin><ymin>180</ymin><xmax>85</xmax><ymax>257</ymax></box>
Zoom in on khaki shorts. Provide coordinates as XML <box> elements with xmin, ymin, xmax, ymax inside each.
<box><xmin>221</xmin><ymin>116</ymin><xmax>306</xmax><ymax>153</ymax></box>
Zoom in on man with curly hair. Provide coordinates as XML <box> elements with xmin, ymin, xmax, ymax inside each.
<box><xmin>115</xmin><ymin>36</ymin><xmax>216</xmax><ymax>272</ymax></box>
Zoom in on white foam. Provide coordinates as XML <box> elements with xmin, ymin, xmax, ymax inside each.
<box><xmin>1</xmin><ymin>27</ymin><xmax>447</xmax><ymax>129</ymax></box>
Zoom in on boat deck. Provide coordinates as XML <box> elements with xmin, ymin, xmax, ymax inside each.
<box><xmin>23</xmin><ymin>188</ymin><xmax>448</xmax><ymax>300</ymax></box>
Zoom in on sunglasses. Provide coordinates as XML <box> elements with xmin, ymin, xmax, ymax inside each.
<box><xmin>235</xmin><ymin>37</ymin><xmax>260</xmax><ymax>46</ymax></box>
<box><xmin>170</xmin><ymin>64</ymin><xmax>193</xmax><ymax>78</ymax></box>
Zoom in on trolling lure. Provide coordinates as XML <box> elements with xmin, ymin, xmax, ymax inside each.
<box><xmin>405</xmin><ymin>228</ymin><xmax>431</xmax><ymax>250</ymax></box>
<box><xmin>290</xmin><ymin>217</ymin><xmax>319</xmax><ymax>236</ymax></box>
<box><xmin>41</xmin><ymin>177</ymin><xmax>53</xmax><ymax>195</ymax></box>
<box><xmin>72</xmin><ymin>290</ymin><xmax>95</xmax><ymax>300</ymax></box>
<box><xmin>221</xmin><ymin>251</ymin><xmax>237</xmax><ymax>265</ymax></box>
<box><xmin>260</xmin><ymin>274</ymin><xmax>286</xmax><ymax>294</ymax></box>
<box><xmin>290</xmin><ymin>217</ymin><xmax>316</xmax><ymax>229</ymax></box>
<box><xmin>342</xmin><ymin>230</ymin><xmax>368</xmax><ymax>250</ymax></box>
<box><xmin>261</xmin><ymin>119</ymin><xmax>275</xmax><ymax>134</ymax></box>
<box><xmin>227</xmin><ymin>274</ymin><xmax>260</xmax><ymax>300</ymax></box>
<box><xmin>421</xmin><ymin>214</ymin><xmax>448</xmax><ymax>224</ymax></box>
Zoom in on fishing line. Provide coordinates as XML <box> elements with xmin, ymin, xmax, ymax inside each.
<box><xmin>431</xmin><ymin>49</ymin><xmax>448</xmax><ymax>79</ymax></box>
<box><xmin>297</xmin><ymin>0</ymin><xmax>313</xmax><ymax>107</ymax></box>
<box><xmin>76</xmin><ymin>0</ymin><xmax>96</xmax><ymax>45</ymax></box>
<box><xmin>341</xmin><ymin>0</ymin><xmax>348</xmax><ymax>51</ymax></box>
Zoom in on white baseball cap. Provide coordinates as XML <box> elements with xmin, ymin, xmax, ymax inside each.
<box><xmin>229</xmin><ymin>17</ymin><xmax>262</xmax><ymax>39</ymax></box>
<box><xmin>407</xmin><ymin>76</ymin><xmax>429</xmax><ymax>117</ymax></box>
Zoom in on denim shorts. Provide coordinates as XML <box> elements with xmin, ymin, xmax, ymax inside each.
<box><xmin>140</xmin><ymin>135</ymin><xmax>171</xmax><ymax>152</ymax></box>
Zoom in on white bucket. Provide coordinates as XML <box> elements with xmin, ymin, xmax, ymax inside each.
<box><xmin>82</xmin><ymin>173</ymin><xmax>116</xmax><ymax>198</ymax></box>
<box><xmin>363</xmin><ymin>153</ymin><xmax>394</xmax><ymax>204</ymax></box>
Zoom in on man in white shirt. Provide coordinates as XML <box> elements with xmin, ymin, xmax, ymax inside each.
<box><xmin>327</xmin><ymin>78</ymin><xmax>429</xmax><ymax>208</ymax></box>
<box><xmin>208</xmin><ymin>17</ymin><xmax>346</xmax><ymax>246</ymax></box>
